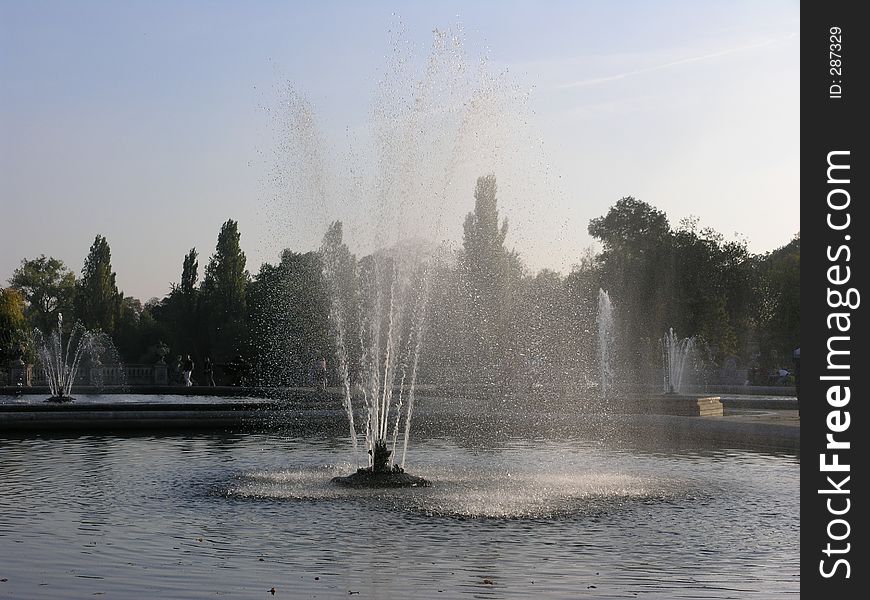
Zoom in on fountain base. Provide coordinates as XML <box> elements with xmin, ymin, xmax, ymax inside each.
<box><xmin>623</xmin><ymin>394</ymin><xmax>723</xmax><ymax>416</ymax></box>
<box><xmin>44</xmin><ymin>396</ymin><xmax>75</xmax><ymax>404</ymax></box>
<box><xmin>331</xmin><ymin>467</ymin><xmax>431</xmax><ymax>488</ymax></box>
<box><xmin>331</xmin><ymin>440</ymin><xmax>430</xmax><ymax>487</ymax></box>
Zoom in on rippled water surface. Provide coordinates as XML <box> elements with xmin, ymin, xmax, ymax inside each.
<box><xmin>0</xmin><ymin>424</ymin><xmax>798</xmax><ymax>598</ymax></box>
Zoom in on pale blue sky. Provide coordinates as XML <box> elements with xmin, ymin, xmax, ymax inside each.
<box><xmin>1</xmin><ymin>1</ymin><xmax>799</xmax><ymax>301</ymax></box>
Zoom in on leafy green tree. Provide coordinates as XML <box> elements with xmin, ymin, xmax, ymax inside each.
<box><xmin>588</xmin><ymin>197</ymin><xmax>671</xmax><ymax>249</ymax></box>
<box><xmin>514</xmin><ymin>269</ymin><xmax>575</xmax><ymax>389</ymax></box>
<box><xmin>670</xmin><ymin>221</ymin><xmax>747</xmax><ymax>362</ymax></box>
<box><xmin>459</xmin><ymin>174</ymin><xmax>523</xmax><ymax>386</ymax></box>
<box><xmin>148</xmin><ymin>248</ymin><xmax>203</xmax><ymax>362</ymax></box>
<box><xmin>588</xmin><ymin>197</ymin><xmax>673</xmax><ymax>381</ymax></box>
<box><xmin>753</xmin><ymin>234</ymin><xmax>800</xmax><ymax>372</ymax></box>
<box><xmin>589</xmin><ymin>197</ymin><xmax>773</xmax><ymax>383</ymax></box>
<box><xmin>565</xmin><ymin>249</ymin><xmax>604</xmax><ymax>386</ymax></box>
<box><xmin>110</xmin><ymin>295</ymin><xmax>165</xmax><ymax>363</ymax></box>
<box><xmin>463</xmin><ymin>174</ymin><xmax>509</xmax><ymax>277</ymax></box>
<box><xmin>137</xmin><ymin>298</ymin><xmax>168</xmax><ymax>362</ymax></box>
<box><xmin>418</xmin><ymin>259</ymin><xmax>462</xmax><ymax>384</ymax></box>
<box><xmin>202</xmin><ymin>221</ymin><xmax>247</xmax><ymax>318</ymax></box>
<box><xmin>248</xmin><ymin>249</ymin><xmax>332</xmax><ymax>385</ymax></box>
<box><xmin>114</xmin><ymin>296</ymin><xmax>143</xmax><ymax>361</ymax></box>
<box><xmin>9</xmin><ymin>255</ymin><xmax>76</xmax><ymax>332</ymax></box>
<box><xmin>180</xmin><ymin>248</ymin><xmax>199</xmax><ymax>301</ymax></box>
<box><xmin>0</xmin><ymin>287</ymin><xmax>28</xmax><ymax>364</ymax></box>
<box><xmin>200</xmin><ymin>220</ymin><xmax>249</xmax><ymax>362</ymax></box>
<box><xmin>319</xmin><ymin>221</ymin><xmax>362</xmax><ymax>380</ymax></box>
<box><xmin>176</xmin><ymin>247</ymin><xmax>201</xmax><ymax>351</ymax></box>
<box><xmin>75</xmin><ymin>235</ymin><xmax>122</xmax><ymax>334</ymax></box>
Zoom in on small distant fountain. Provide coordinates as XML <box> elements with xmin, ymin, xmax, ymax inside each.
<box><xmin>596</xmin><ymin>289</ymin><xmax>615</xmax><ymax>400</ymax></box>
<box><xmin>621</xmin><ymin>328</ymin><xmax>723</xmax><ymax>416</ymax></box>
<box><xmin>32</xmin><ymin>314</ymin><xmax>94</xmax><ymax>402</ymax></box>
<box><xmin>661</xmin><ymin>328</ymin><xmax>695</xmax><ymax>395</ymax></box>
<box><xmin>31</xmin><ymin>313</ymin><xmax>121</xmax><ymax>402</ymax></box>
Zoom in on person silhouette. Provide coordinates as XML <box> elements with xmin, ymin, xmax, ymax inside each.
<box><xmin>182</xmin><ymin>354</ymin><xmax>194</xmax><ymax>387</ymax></box>
<box><xmin>203</xmin><ymin>357</ymin><xmax>215</xmax><ymax>386</ymax></box>
<box><xmin>315</xmin><ymin>356</ymin><xmax>328</xmax><ymax>390</ymax></box>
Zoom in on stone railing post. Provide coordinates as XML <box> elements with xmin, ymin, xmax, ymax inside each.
<box><xmin>154</xmin><ymin>361</ymin><xmax>168</xmax><ymax>385</ymax></box>
<box><xmin>90</xmin><ymin>365</ymin><xmax>104</xmax><ymax>386</ymax></box>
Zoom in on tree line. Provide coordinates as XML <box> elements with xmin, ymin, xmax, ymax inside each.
<box><xmin>1</xmin><ymin>176</ymin><xmax>799</xmax><ymax>389</ymax></box>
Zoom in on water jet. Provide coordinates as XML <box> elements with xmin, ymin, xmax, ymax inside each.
<box><xmin>31</xmin><ymin>313</ymin><xmax>123</xmax><ymax>403</ymax></box>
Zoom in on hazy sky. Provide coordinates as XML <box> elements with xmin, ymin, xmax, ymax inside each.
<box><xmin>1</xmin><ymin>1</ymin><xmax>800</xmax><ymax>301</ymax></box>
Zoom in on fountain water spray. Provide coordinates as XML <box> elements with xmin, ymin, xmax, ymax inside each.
<box><xmin>326</xmin><ymin>244</ymin><xmax>433</xmax><ymax>487</ymax></box>
<box><xmin>264</xmin><ymin>25</ymin><xmax>545</xmax><ymax>486</ymax></box>
<box><xmin>661</xmin><ymin>328</ymin><xmax>695</xmax><ymax>395</ymax></box>
<box><xmin>31</xmin><ymin>313</ymin><xmax>119</xmax><ymax>401</ymax></box>
<box><xmin>596</xmin><ymin>289</ymin><xmax>615</xmax><ymax>401</ymax></box>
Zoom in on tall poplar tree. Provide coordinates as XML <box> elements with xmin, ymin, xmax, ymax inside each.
<box><xmin>179</xmin><ymin>247</ymin><xmax>199</xmax><ymax>320</ymax></box>
<box><xmin>180</xmin><ymin>248</ymin><xmax>199</xmax><ymax>298</ymax></box>
<box><xmin>459</xmin><ymin>174</ymin><xmax>522</xmax><ymax>387</ymax></box>
<box><xmin>200</xmin><ymin>220</ymin><xmax>249</xmax><ymax>362</ymax></box>
<box><xmin>202</xmin><ymin>221</ymin><xmax>247</xmax><ymax>317</ymax></box>
<box><xmin>76</xmin><ymin>235</ymin><xmax>122</xmax><ymax>334</ymax></box>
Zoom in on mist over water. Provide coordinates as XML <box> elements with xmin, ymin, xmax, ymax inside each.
<box><xmin>259</xmin><ymin>23</ymin><xmax>563</xmax><ymax>269</ymax></box>
<box><xmin>255</xmin><ymin>25</ymin><xmax>573</xmax><ymax>466</ymax></box>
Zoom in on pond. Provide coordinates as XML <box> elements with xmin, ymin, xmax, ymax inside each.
<box><xmin>0</xmin><ymin>398</ymin><xmax>798</xmax><ymax>599</ymax></box>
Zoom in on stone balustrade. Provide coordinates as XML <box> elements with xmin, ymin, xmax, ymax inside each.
<box><xmin>5</xmin><ymin>361</ymin><xmax>171</xmax><ymax>387</ymax></box>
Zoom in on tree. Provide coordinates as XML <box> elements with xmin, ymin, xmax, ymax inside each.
<box><xmin>202</xmin><ymin>221</ymin><xmax>247</xmax><ymax>318</ymax></box>
<box><xmin>463</xmin><ymin>174</ymin><xmax>509</xmax><ymax>278</ymax></box>
<box><xmin>248</xmin><ymin>249</ymin><xmax>332</xmax><ymax>385</ymax></box>
<box><xmin>670</xmin><ymin>222</ymin><xmax>745</xmax><ymax>362</ymax></box>
<box><xmin>180</xmin><ymin>248</ymin><xmax>199</xmax><ymax>299</ymax></box>
<box><xmin>588</xmin><ymin>197</ymin><xmax>670</xmax><ymax>251</ymax></box>
<box><xmin>753</xmin><ymin>234</ymin><xmax>800</xmax><ymax>373</ymax></box>
<box><xmin>0</xmin><ymin>287</ymin><xmax>27</xmax><ymax>364</ymax></box>
<box><xmin>9</xmin><ymin>255</ymin><xmax>76</xmax><ymax>332</ymax></box>
<box><xmin>565</xmin><ymin>250</ymin><xmax>604</xmax><ymax>388</ymax></box>
<box><xmin>148</xmin><ymin>248</ymin><xmax>203</xmax><ymax>362</ymax></box>
<box><xmin>114</xmin><ymin>296</ymin><xmax>144</xmax><ymax>362</ymax></box>
<box><xmin>200</xmin><ymin>220</ymin><xmax>249</xmax><ymax>361</ymax></box>
<box><xmin>176</xmin><ymin>247</ymin><xmax>201</xmax><ymax>348</ymax></box>
<box><xmin>588</xmin><ymin>197</ymin><xmax>673</xmax><ymax>382</ymax></box>
<box><xmin>458</xmin><ymin>174</ymin><xmax>523</xmax><ymax>386</ymax></box>
<box><xmin>319</xmin><ymin>221</ymin><xmax>362</xmax><ymax>380</ymax></box>
<box><xmin>76</xmin><ymin>235</ymin><xmax>122</xmax><ymax>334</ymax></box>
<box><xmin>514</xmin><ymin>269</ymin><xmax>575</xmax><ymax>390</ymax></box>
<box><xmin>588</xmin><ymin>198</ymin><xmax>763</xmax><ymax>383</ymax></box>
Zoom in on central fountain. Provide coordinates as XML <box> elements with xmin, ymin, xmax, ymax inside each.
<box><xmin>331</xmin><ymin>439</ymin><xmax>430</xmax><ymax>488</ymax></box>
<box><xmin>324</xmin><ymin>242</ymin><xmax>434</xmax><ymax>488</ymax></box>
<box><xmin>263</xmin><ymin>26</ymin><xmax>539</xmax><ymax>489</ymax></box>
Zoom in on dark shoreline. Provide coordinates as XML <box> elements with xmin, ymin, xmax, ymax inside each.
<box><xmin>0</xmin><ymin>383</ymin><xmax>796</xmax><ymax>397</ymax></box>
<box><xmin>0</xmin><ymin>390</ymin><xmax>798</xmax><ymax>452</ymax></box>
